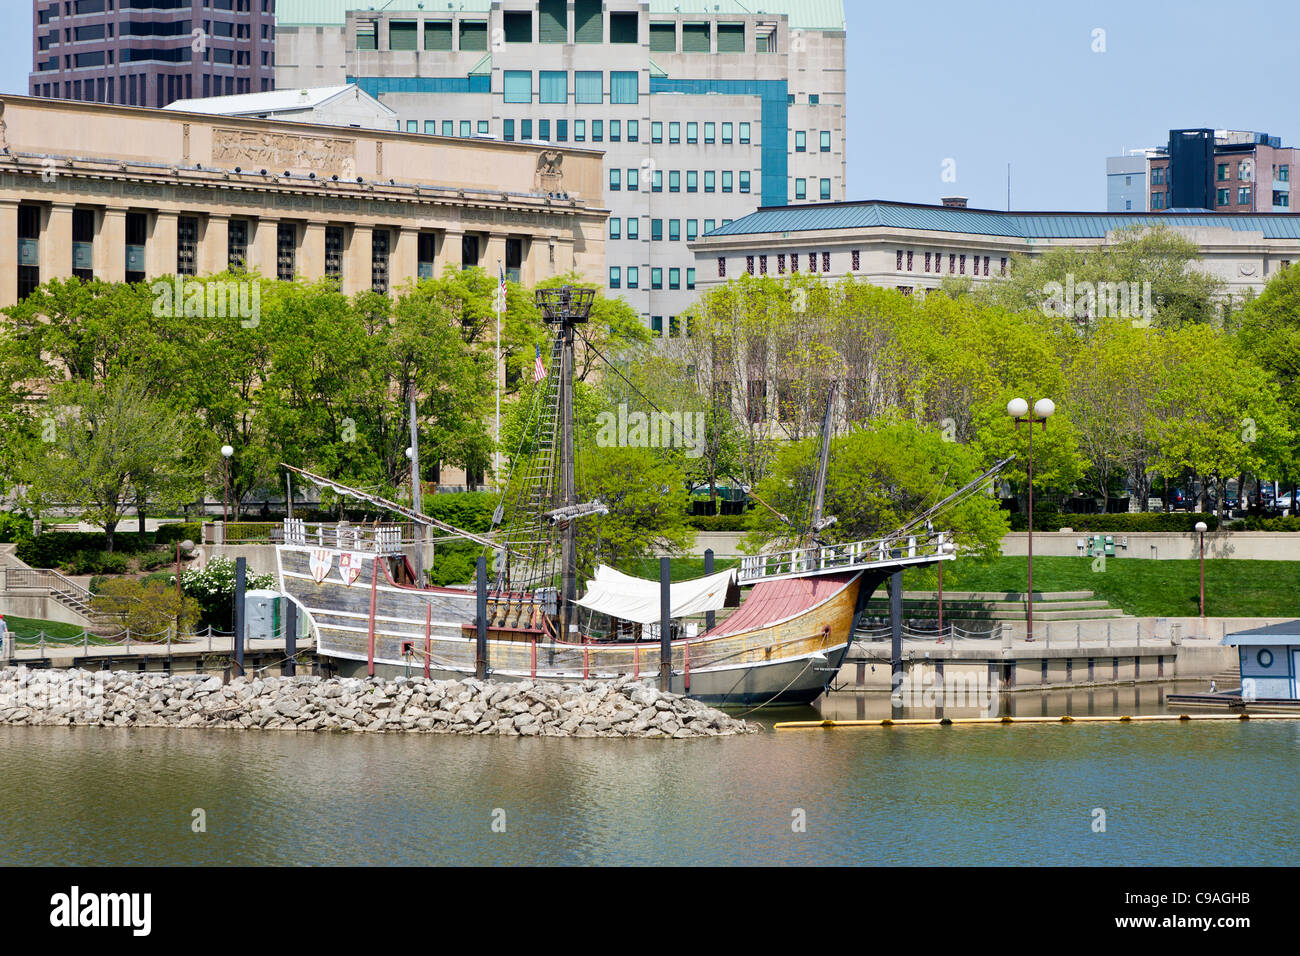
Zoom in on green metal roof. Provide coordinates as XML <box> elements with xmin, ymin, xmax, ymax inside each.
<box><xmin>276</xmin><ymin>1</ymin><xmax>491</xmax><ymax>28</ymax></box>
<box><xmin>276</xmin><ymin>0</ymin><xmax>843</xmax><ymax>31</ymax></box>
<box><xmin>703</xmin><ymin>200</ymin><xmax>1300</xmax><ymax>240</ymax></box>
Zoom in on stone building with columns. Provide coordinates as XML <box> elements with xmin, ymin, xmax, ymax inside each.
<box><xmin>0</xmin><ymin>93</ymin><xmax>607</xmax><ymax>309</ymax></box>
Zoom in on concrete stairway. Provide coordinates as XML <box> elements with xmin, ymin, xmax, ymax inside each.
<box><xmin>863</xmin><ymin>590</ymin><xmax>1132</xmax><ymax>623</ymax></box>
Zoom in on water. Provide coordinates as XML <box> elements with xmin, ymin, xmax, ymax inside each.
<box><xmin>3</xmin><ymin>688</ymin><xmax>1296</xmax><ymax>866</ymax></box>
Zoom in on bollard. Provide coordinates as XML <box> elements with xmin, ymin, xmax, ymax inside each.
<box><xmin>284</xmin><ymin>599</ymin><xmax>297</xmax><ymax>677</ymax></box>
<box><xmin>475</xmin><ymin>556</ymin><xmax>488</xmax><ymax>680</ymax></box>
<box><xmin>704</xmin><ymin>549</ymin><xmax>715</xmax><ymax>632</ymax></box>
<box><xmin>233</xmin><ymin>556</ymin><xmax>246</xmax><ymax>676</ymax></box>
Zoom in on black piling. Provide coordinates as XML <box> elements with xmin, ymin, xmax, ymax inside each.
<box><xmin>659</xmin><ymin>556</ymin><xmax>672</xmax><ymax>691</ymax></box>
<box><xmin>233</xmin><ymin>556</ymin><xmax>247</xmax><ymax>677</ymax></box>
<box><xmin>889</xmin><ymin>569</ymin><xmax>903</xmax><ymax>709</ymax></box>
<box><xmin>704</xmin><ymin>548</ymin><xmax>715</xmax><ymax>631</ymax></box>
<box><xmin>475</xmin><ymin>555</ymin><xmax>488</xmax><ymax>680</ymax></box>
<box><xmin>284</xmin><ymin>598</ymin><xmax>297</xmax><ymax>677</ymax></box>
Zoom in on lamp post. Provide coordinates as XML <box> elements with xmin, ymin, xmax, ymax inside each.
<box><xmin>1195</xmin><ymin>520</ymin><xmax>1208</xmax><ymax>620</ymax></box>
<box><xmin>220</xmin><ymin>444</ymin><xmax>234</xmax><ymax>523</ymax></box>
<box><xmin>1008</xmin><ymin>397</ymin><xmax>1055</xmax><ymax>642</ymax></box>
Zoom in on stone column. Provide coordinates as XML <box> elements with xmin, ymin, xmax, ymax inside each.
<box><xmin>95</xmin><ymin>207</ymin><xmax>127</xmax><ymax>284</ymax></box>
<box><xmin>40</xmin><ymin>203</ymin><xmax>74</xmax><ymax>284</ymax></box>
<box><xmin>201</xmin><ymin>213</ymin><xmax>229</xmax><ymax>276</ymax></box>
<box><xmin>391</xmin><ymin>225</ymin><xmax>418</xmax><ymax>291</ymax></box>
<box><xmin>250</xmin><ymin>217</ymin><xmax>279</xmax><ymax>280</ymax></box>
<box><xmin>299</xmin><ymin>221</ymin><xmax>325</xmax><ymax>282</ymax></box>
<box><xmin>484</xmin><ymin>232</ymin><xmax>507</xmax><ymax>280</ymax></box>
<box><xmin>550</xmin><ymin>235</ymin><xmax>575</xmax><ymax>275</ymax></box>
<box><xmin>435</xmin><ymin>229</ymin><xmax>463</xmax><ymax>277</ymax></box>
<box><xmin>147</xmin><ymin>210</ymin><xmax>178</xmax><ymax>278</ymax></box>
<box><xmin>0</xmin><ymin>200</ymin><xmax>18</xmax><ymax>309</ymax></box>
<box><xmin>344</xmin><ymin>223</ymin><xmax>373</xmax><ymax>296</ymax></box>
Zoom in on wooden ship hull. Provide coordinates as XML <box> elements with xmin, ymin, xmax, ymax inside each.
<box><xmin>276</xmin><ymin>543</ymin><xmax>896</xmax><ymax>707</ymax></box>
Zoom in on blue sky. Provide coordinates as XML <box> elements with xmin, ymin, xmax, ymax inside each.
<box><xmin>4</xmin><ymin>0</ymin><xmax>1298</xmax><ymax>211</ymax></box>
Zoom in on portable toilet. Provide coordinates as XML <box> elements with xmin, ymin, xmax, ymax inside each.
<box><xmin>244</xmin><ymin>589</ymin><xmax>282</xmax><ymax>641</ymax></box>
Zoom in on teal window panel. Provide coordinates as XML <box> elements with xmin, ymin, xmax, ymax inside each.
<box><xmin>575</xmin><ymin>71</ymin><xmax>603</xmax><ymax>103</ymax></box>
<box><xmin>504</xmin><ymin>70</ymin><xmax>532</xmax><ymax>103</ymax></box>
<box><xmin>540</xmin><ymin>70</ymin><xmax>567</xmax><ymax>103</ymax></box>
<box><xmin>611</xmin><ymin>71</ymin><xmax>638</xmax><ymax>104</ymax></box>
<box><xmin>649</xmin><ymin>22</ymin><xmax>675</xmax><ymax>51</ymax></box>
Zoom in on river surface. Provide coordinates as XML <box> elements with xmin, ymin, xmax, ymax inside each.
<box><xmin>3</xmin><ymin>683</ymin><xmax>1296</xmax><ymax>866</ymax></box>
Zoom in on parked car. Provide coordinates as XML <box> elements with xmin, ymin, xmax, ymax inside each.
<box><xmin>1170</xmin><ymin>488</ymin><xmax>1190</xmax><ymax>511</ymax></box>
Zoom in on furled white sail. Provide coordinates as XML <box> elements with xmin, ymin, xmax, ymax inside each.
<box><xmin>575</xmin><ymin>565</ymin><xmax>739</xmax><ymax>625</ymax></box>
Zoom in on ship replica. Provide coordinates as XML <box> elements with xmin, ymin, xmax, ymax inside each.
<box><xmin>275</xmin><ymin>287</ymin><xmax>995</xmax><ymax>706</ymax></box>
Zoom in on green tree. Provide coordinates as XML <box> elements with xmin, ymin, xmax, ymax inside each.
<box><xmin>93</xmin><ymin>577</ymin><xmax>201</xmax><ymax>638</ymax></box>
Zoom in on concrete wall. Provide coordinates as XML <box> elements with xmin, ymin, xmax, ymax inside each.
<box><xmin>0</xmin><ymin>594</ymin><xmax>92</xmax><ymax>628</ymax></box>
<box><xmin>1001</xmin><ymin>531</ymin><xmax>1300</xmax><ymax>561</ymax></box>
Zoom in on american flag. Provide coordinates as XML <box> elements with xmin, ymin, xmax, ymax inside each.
<box><xmin>533</xmin><ymin>345</ymin><xmax>547</xmax><ymax>383</ymax></box>
<box><xmin>496</xmin><ymin>265</ymin><xmax>507</xmax><ymax>313</ymax></box>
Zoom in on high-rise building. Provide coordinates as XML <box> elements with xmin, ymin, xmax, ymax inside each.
<box><xmin>1108</xmin><ymin>129</ymin><xmax>1297</xmax><ymax>213</ymax></box>
<box><xmin>28</xmin><ymin>0</ymin><xmax>277</xmax><ymax>110</ymax></box>
<box><xmin>274</xmin><ymin>0</ymin><xmax>847</xmax><ymax>334</ymax></box>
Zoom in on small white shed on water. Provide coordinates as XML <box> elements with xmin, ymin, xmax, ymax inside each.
<box><xmin>1222</xmin><ymin>622</ymin><xmax>1300</xmax><ymax>700</ymax></box>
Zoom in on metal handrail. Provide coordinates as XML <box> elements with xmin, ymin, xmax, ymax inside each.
<box><xmin>737</xmin><ymin>530</ymin><xmax>952</xmax><ymax>583</ymax></box>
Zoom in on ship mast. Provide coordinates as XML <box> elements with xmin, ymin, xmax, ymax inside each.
<box><xmin>808</xmin><ymin>380</ymin><xmax>839</xmax><ymax>542</ymax></box>
<box><xmin>536</xmin><ymin>286</ymin><xmax>595</xmax><ymax>635</ymax></box>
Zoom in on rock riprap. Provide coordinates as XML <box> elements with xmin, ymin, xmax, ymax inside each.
<box><xmin>0</xmin><ymin>668</ymin><xmax>758</xmax><ymax>738</ymax></box>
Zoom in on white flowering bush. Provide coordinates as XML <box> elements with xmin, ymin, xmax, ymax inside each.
<box><xmin>181</xmin><ymin>556</ymin><xmax>276</xmax><ymax>628</ymax></box>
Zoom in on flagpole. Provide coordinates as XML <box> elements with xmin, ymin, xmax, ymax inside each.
<box><xmin>495</xmin><ymin>259</ymin><xmax>503</xmax><ymax>482</ymax></box>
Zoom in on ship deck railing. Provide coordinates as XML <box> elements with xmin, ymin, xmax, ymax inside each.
<box><xmin>278</xmin><ymin>519</ymin><xmax>411</xmax><ymax>555</ymax></box>
<box><xmin>737</xmin><ymin>530</ymin><xmax>954</xmax><ymax>584</ymax></box>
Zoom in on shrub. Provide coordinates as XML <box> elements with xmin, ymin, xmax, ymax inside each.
<box><xmin>181</xmin><ymin>556</ymin><xmax>276</xmax><ymax>629</ymax></box>
<box><xmin>424</xmin><ymin>492</ymin><xmax>497</xmax><ymax>533</ymax></box>
<box><xmin>0</xmin><ymin>512</ymin><xmax>34</xmax><ymax>543</ymax></box>
<box><xmin>1007</xmin><ymin>511</ymin><xmax>1219</xmax><ymax>533</ymax></box>
<box><xmin>62</xmin><ymin>550</ymin><xmax>130</xmax><ymax>575</ymax></box>
<box><xmin>16</xmin><ymin>531</ymin><xmax>153</xmax><ymax>567</ymax></box>
<box><xmin>92</xmin><ymin>577</ymin><xmax>200</xmax><ymax>639</ymax></box>
<box><xmin>427</xmin><ymin>540</ymin><xmax>481</xmax><ymax>586</ymax></box>
<box><xmin>1231</xmin><ymin>515</ymin><xmax>1300</xmax><ymax>532</ymax></box>
<box><xmin>138</xmin><ymin>550</ymin><xmax>179</xmax><ymax>572</ymax></box>
<box><xmin>155</xmin><ymin>522</ymin><xmax>204</xmax><ymax>545</ymax></box>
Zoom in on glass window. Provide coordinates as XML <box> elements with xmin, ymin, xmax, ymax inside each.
<box><xmin>539</xmin><ymin>119</ymin><xmax>550</xmax><ymax>140</ymax></box>
<box><xmin>610</xmin><ymin>120</ymin><xmax>621</xmax><ymax>142</ymax></box>
<box><xmin>540</xmin><ymin>71</ymin><xmax>567</xmax><ymax>103</ymax></box>
<box><xmin>809</xmin><ymin>94</ymin><xmax>820</xmax><ymax>105</ymax></box>
<box><xmin>1217</xmin><ymin>163</ymin><xmax>1229</xmax><ymax>182</ymax></box>
<box><xmin>820</xmin><ymin>130</ymin><xmax>831</xmax><ymax>152</ymax></box>
<box><xmin>627</xmin><ymin>168</ymin><xmax>639</xmax><ymax>190</ymax></box>
<box><xmin>722</xmin><ymin>122</ymin><xmax>733</xmax><ymax>144</ymax></box>
<box><xmin>669</xmin><ymin>170</ymin><xmax>681</xmax><ymax>192</ymax></box>
<box><xmin>461</xmin><ymin>120</ymin><xmax>472</xmax><ymax>137</ymax></box>
<box><xmin>704</xmin><ymin>122</ymin><xmax>715</xmax><ymax>144</ymax></box>
<box><xmin>820</xmin><ymin>178</ymin><xmax>831</xmax><ymax>200</ymax></box>
<box><xmin>1239</xmin><ymin>186</ymin><xmax>1252</xmax><ymax>205</ymax></box>
<box><xmin>669</xmin><ymin>220</ymin><xmax>680</xmax><ymax>241</ymax></box>
<box><xmin>687</xmin><ymin>220</ymin><xmax>698</xmax><ymax>241</ymax></box>
<box><xmin>651</xmin><ymin>268</ymin><xmax>663</xmax><ymax>289</ymax></box>
<box><xmin>442</xmin><ymin>120</ymin><xmax>454</xmax><ymax>136</ymax></box>
<box><xmin>503</xmin><ymin>11</ymin><xmax>532</xmax><ymax>42</ymax></box>
<box><xmin>739</xmin><ymin>122</ymin><xmax>751</xmax><ymax>144</ymax></box>
<box><xmin>520</xmin><ymin>119</ymin><xmax>532</xmax><ymax>140</ymax></box>
<box><xmin>503</xmin><ymin>70</ymin><xmax>532</xmax><ymax>104</ymax></box>
<box><xmin>592</xmin><ymin>120</ymin><xmax>603</xmax><ymax>142</ymax></box>
<box><xmin>739</xmin><ymin>170</ymin><xmax>750</xmax><ymax>193</ymax></box>
<box><xmin>669</xmin><ymin>122</ymin><xmax>681</xmax><ymax>144</ymax></box>
<box><xmin>795</xmin><ymin>178</ymin><xmax>806</xmax><ymax>200</ymax></box>
<box><xmin>628</xmin><ymin>120</ymin><xmax>639</xmax><ymax>142</ymax></box>
<box><xmin>669</xmin><ymin>268</ymin><xmax>680</xmax><ymax>289</ymax></box>
<box><xmin>610</xmin><ymin>169</ymin><xmax>621</xmax><ymax>191</ymax></box>
<box><xmin>478</xmin><ymin>120</ymin><xmax>490</xmax><ymax>134</ymax></box>
<box><xmin>627</xmin><ymin>267</ymin><xmax>639</xmax><ymax>288</ymax></box>
<box><xmin>610</xmin><ymin>71</ymin><xmax>638</xmax><ymax>104</ymax></box>
<box><xmin>650</xmin><ymin>21</ymin><xmax>676</xmax><ymax>52</ymax></box>
<box><xmin>651</xmin><ymin>219</ymin><xmax>663</xmax><ymax>241</ymax></box>
<box><xmin>687</xmin><ymin>122</ymin><xmax>698</xmax><ymax>144</ymax></box>
<box><xmin>652</xmin><ymin>170</ymin><xmax>663</xmax><ymax>192</ymax></box>
<box><xmin>704</xmin><ymin>170</ymin><xmax>715</xmax><ymax>192</ymax></box>
<box><xmin>651</xmin><ymin>315</ymin><xmax>664</xmax><ymax>337</ymax></box>
<box><xmin>610</xmin><ymin>218</ymin><xmax>621</xmax><ymax>239</ymax></box>
<box><xmin>609</xmin><ymin>266</ymin><xmax>621</xmax><ymax>289</ymax></box>
<box><xmin>795</xmin><ymin>130</ymin><xmax>806</xmax><ymax>152</ymax></box>
<box><xmin>627</xmin><ymin>218</ymin><xmax>639</xmax><ymax>239</ymax></box>
<box><xmin>556</xmin><ymin>119</ymin><xmax>568</xmax><ymax>141</ymax></box>
<box><xmin>575</xmin><ymin>71</ymin><xmax>603</xmax><ymax>104</ymax></box>
<box><xmin>652</xmin><ymin>121</ymin><xmax>663</xmax><ymax>143</ymax></box>
<box><xmin>722</xmin><ymin>170</ymin><xmax>733</xmax><ymax>192</ymax></box>
<box><xmin>687</xmin><ymin>170</ymin><xmax>698</xmax><ymax>192</ymax></box>
<box><xmin>704</xmin><ymin>219</ymin><xmax>715</xmax><ymax>234</ymax></box>
<box><xmin>424</xmin><ymin>120</ymin><xmax>435</xmax><ymax>134</ymax></box>
<box><xmin>502</xmin><ymin>119</ymin><xmax>514</xmax><ymax>141</ymax></box>
<box><xmin>390</xmin><ymin>20</ymin><xmax>418</xmax><ymax>50</ymax></box>
<box><xmin>575</xmin><ymin>119</ymin><xmax>586</xmax><ymax>142</ymax></box>
<box><xmin>687</xmin><ymin>268</ymin><xmax>696</xmax><ymax>289</ymax></box>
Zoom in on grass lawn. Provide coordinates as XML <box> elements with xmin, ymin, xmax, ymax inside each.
<box><xmin>4</xmin><ymin>615</ymin><xmax>93</xmax><ymax>642</ymax></box>
<box><xmin>904</xmin><ymin>556</ymin><xmax>1300</xmax><ymax>619</ymax></box>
